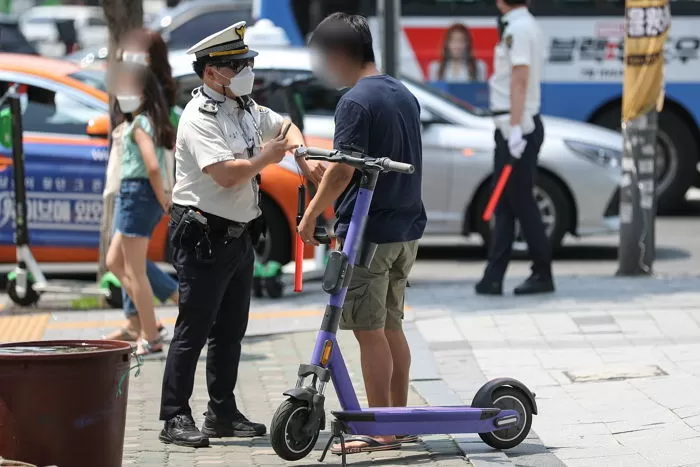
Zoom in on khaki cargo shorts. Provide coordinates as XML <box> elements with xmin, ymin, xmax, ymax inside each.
<box><xmin>340</xmin><ymin>240</ymin><xmax>419</xmax><ymax>331</ymax></box>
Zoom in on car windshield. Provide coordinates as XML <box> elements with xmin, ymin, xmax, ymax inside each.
<box><xmin>401</xmin><ymin>75</ymin><xmax>487</xmax><ymax>117</ymax></box>
<box><xmin>68</xmin><ymin>69</ymin><xmax>107</xmax><ymax>92</ymax></box>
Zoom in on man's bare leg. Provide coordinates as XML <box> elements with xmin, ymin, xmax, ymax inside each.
<box><xmin>385</xmin><ymin>328</ymin><xmax>411</xmax><ymax>407</ymax></box>
<box><xmin>351</xmin><ymin>329</ymin><xmax>395</xmax><ymax>445</ymax></box>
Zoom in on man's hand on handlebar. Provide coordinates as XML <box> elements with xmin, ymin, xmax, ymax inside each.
<box><xmin>295</xmin><ymin>146</ymin><xmax>327</xmax><ymax>186</ymax></box>
<box><xmin>297</xmin><ymin>213</ymin><xmax>319</xmax><ymax>246</ymax></box>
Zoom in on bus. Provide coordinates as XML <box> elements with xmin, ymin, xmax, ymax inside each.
<box><xmin>258</xmin><ymin>0</ymin><xmax>700</xmax><ymax>213</ymax></box>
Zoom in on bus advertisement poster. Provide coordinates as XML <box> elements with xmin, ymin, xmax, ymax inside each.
<box><xmin>622</xmin><ymin>0</ymin><xmax>670</xmax><ymax>122</ymax></box>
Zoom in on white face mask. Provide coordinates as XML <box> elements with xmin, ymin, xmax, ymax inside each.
<box><xmin>217</xmin><ymin>67</ymin><xmax>255</xmax><ymax>96</ymax></box>
<box><xmin>116</xmin><ymin>95</ymin><xmax>142</xmax><ymax>114</ymax></box>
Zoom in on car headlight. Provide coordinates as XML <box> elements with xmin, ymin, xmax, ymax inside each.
<box><xmin>565</xmin><ymin>140</ymin><xmax>622</xmax><ymax>168</ymax></box>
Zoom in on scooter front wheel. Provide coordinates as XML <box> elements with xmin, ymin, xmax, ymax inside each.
<box><xmin>7</xmin><ymin>278</ymin><xmax>40</xmax><ymax>307</ymax></box>
<box><xmin>270</xmin><ymin>398</ymin><xmax>322</xmax><ymax>461</ymax></box>
<box><xmin>479</xmin><ymin>387</ymin><xmax>533</xmax><ymax>450</ymax></box>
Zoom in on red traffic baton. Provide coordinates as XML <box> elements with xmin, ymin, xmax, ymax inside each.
<box><xmin>482</xmin><ymin>163</ymin><xmax>513</xmax><ymax>222</ymax></box>
<box><xmin>294</xmin><ymin>184</ymin><xmax>306</xmax><ymax>292</ymax></box>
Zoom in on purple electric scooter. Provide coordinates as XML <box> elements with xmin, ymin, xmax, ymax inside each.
<box><xmin>269</xmin><ymin>146</ymin><xmax>537</xmax><ymax>466</ymax></box>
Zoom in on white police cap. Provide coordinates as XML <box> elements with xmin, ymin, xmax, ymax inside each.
<box><xmin>186</xmin><ymin>20</ymin><xmax>259</xmax><ymax>61</ymax></box>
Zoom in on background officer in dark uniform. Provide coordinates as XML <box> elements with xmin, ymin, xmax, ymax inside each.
<box><xmin>158</xmin><ymin>21</ymin><xmax>310</xmax><ymax>447</ymax></box>
<box><xmin>475</xmin><ymin>0</ymin><xmax>555</xmax><ymax>296</ymax></box>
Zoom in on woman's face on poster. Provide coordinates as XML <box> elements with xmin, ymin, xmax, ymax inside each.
<box><xmin>447</xmin><ymin>29</ymin><xmax>469</xmax><ymax>59</ymax></box>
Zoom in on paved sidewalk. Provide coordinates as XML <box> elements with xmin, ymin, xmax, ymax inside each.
<box><xmin>122</xmin><ymin>330</ymin><xmax>473</xmax><ymax>467</ymax></box>
<box><xmin>410</xmin><ymin>274</ymin><xmax>700</xmax><ymax>467</ymax></box>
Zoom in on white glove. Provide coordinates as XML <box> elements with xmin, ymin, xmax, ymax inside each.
<box><xmin>508</xmin><ymin>125</ymin><xmax>527</xmax><ymax>159</ymax></box>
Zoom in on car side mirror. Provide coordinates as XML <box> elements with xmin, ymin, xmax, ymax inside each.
<box><xmin>86</xmin><ymin>114</ymin><xmax>110</xmax><ymax>137</ymax></box>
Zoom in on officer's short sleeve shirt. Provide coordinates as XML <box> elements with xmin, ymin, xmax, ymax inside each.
<box><xmin>183</xmin><ymin>110</ymin><xmax>234</xmax><ymax>171</ymax></box>
<box><xmin>171</xmin><ymin>86</ymin><xmax>286</xmax><ymax>223</ymax></box>
<box><xmin>489</xmin><ymin>8</ymin><xmax>543</xmax><ymax>118</ymax></box>
<box><xmin>255</xmin><ymin>103</ymin><xmax>285</xmax><ymax>141</ymax></box>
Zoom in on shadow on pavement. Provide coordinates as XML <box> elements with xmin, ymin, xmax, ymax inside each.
<box><xmin>406</xmin><ymin>272</ymin><xmax>700</xmax><ymax>312</ymax></box>
<box><xmin>659</xmin><ymin>199</ymin><xmax>700</xmax><ymax>217</ymax></box>
<box><xmin>212</xmin><ymin>433</ymin><xmax>464</xmax><ymax>466</ymax></box>
<box><xmin>417</xmin><ymin>244</ymin><xmax>690</xmax><ymax>262</ymax></box>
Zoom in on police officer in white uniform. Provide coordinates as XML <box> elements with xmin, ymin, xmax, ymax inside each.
<box><xmin>158</xmin><ymin>21</ymin><xmax>315</xmax><ymax>447</ymax></box>
<box><xmin>475</xmin><ymin>0</ymin><xmax>555</xmax><ymax>296</ymax></box>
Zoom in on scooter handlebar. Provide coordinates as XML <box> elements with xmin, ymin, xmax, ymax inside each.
<box><xmin>305</xmin><ymin>147</ymin><xmax>336</xmax><ymax>159</ymax></box>
<box><xmin>304</xmin><ymin>147</ymin><xmax>415</xmax><ymax>174</ymax></box>
<box><xmin>376</xmin><ymin>158</ymin><xmax>415</xmax><ymax>174</ymax></box>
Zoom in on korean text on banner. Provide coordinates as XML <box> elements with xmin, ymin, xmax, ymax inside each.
<box><xmin>622</xmin><ymin>0</ymin><xmax>671</xmax><ymax>122</ymax></box>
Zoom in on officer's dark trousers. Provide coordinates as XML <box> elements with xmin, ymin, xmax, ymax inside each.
<box><xmin>160</xmin><ymin>230</ymin><xmax>254</xmax><ymax>421</ymax></box>
<box><xmin>484</xmin><ymin>115</ymin><xmax>552</xmax><ymax>282</ymax></box>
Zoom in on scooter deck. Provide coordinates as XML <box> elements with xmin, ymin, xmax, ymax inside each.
<box><xmin>33</xmin><ymin>281</ymin><xmax>107</xmax><ymax>296</ymax></box>
<box><xmin>331</xmin><ymin>406</ymin><xmax>520</xmax><ymax>436</ymax></box>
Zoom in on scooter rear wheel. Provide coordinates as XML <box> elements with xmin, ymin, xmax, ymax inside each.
<box><xmin>270</xmin><ymin>398</ymin><xmax>322</xmax><ymax>461</ymax></box>
<box><xmin>264</xmin><ymin>277</ymin><xmax>284</xmax><ymax>298</ymax></box>
<box><xmin>105</xmin><ymin>283</ymin><xmax>123</xmax><ymax>309</ymax></box>
<box><xmin>478</xmin><ymin>387</ymin><xmax>533</xmax><ymax>450</ymax></box>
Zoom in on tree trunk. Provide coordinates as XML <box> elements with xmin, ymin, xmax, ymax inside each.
<box><xmin>97</xmin><ymin>0</ymin><xmax>143</xmax><ymax>304</ymax></box>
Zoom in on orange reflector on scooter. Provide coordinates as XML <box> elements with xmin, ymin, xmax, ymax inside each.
<box><xmin>320</xmin><ymin>340</ymin><xmax>333</xmax><ymax>366</ymax></box>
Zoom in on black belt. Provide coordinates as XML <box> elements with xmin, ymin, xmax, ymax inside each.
<box><xmin>171</xmin><ymin>204</ymin><xmax>248</xmax><ymax>237</ymax></box>
<box><xmin>490</xmin><ymin>110</ymin><xmax>510</xmax><ymax>116</ymax></box>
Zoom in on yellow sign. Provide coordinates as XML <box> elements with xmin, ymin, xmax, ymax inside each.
<box><xmin>622</xmin><ymin>0</ymin><xmax>671</xmax><ymax>122</ymax></box>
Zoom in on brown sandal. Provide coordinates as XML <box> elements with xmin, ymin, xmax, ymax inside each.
<box><xmin>103</xmin><ymin>327</ymin><xmax>139</xmax><ymax>341</ymax></box>
<box><xmin>104</xmin><ymin>323</ymin><xmax>167</xmax><ymax>342</ymax></box>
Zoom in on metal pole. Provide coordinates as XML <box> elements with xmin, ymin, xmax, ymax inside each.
<box><xmin>617</xmin><ymin>111</ymin><xmax>657</xmax><ymax>275</ymax></box>
<box><xmin>378</xmin><ymin>0</ymin><xmax>400</xmax><ymax>77</ymax></box>
<box><xmin>9</xmin><ymin>95</ymin><xmax>29</xmax><ymax>249</ymax></box>
<box><xmin>616</xmin><ymin>0</ymin><xmax>668</xmax><ymax>275</ymax></box>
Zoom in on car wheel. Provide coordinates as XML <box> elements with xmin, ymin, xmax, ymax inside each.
<box><xmin>592</xmin><ymin>105</ymin><xmax>698</xmax><ymax>213</ymax></box>
<box><xmin>476</xmin><ymin>171</ymin><xmax>571</xmax><ymax>252</ymax></box>
<box><xmin>256</xmin><ymin>194</ymin><xmax>292</xmax><ymax>265</ymax></box>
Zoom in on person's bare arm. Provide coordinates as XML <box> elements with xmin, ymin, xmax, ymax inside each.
<box><xmin>187</xmin><ymin>112</ymin><xmax>293</xmax><ymax>189</ymax></box>
<box><xmin>204</xmin><ymin>154</ymin><xmax>274</xmax><ymax>188</ymax></box>
<box><xmin>269</xmin><ymin>117</ymin><xmax>327</xmax><ymax>185</ymax></box>
<box><xmin>509</xmin><ymin>65</ymin><xmax>529</xmax><ymax>127</ymax></box>
<box><xmin>506</xmin><ymin>26</ymin><xmax>533</xmax><ymax>127</ymax></box>
<box><xmin>205</xmin><ymin>134</ymin><xmax>294</xmax><ymax>188</ymax></box>
<box><xmin>133</xmin><ymin>127</ymin><xmax>169</xmax><ymax>210</ymax></box>
<box><xmin>304</xmin><ymin>162</ymin><xmax>354</xmax><ymax>219</ymax></box>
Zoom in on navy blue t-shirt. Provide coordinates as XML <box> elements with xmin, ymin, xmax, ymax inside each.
<box><xmin>333</xmin><ymin>75</ymin><xmax>427</xmax><ymax>244</ymax></box>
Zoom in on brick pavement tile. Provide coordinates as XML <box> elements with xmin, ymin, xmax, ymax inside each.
<box><xmin>123</xmin><ymin>331</ymin><xmax>471</xmax><ymax>467</ymax></box>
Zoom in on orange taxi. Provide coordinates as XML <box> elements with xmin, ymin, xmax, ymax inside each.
<box><xmin>0</xmin><ymin>53</ymin><xmax>332</xmax><ymax>266</ymax></box>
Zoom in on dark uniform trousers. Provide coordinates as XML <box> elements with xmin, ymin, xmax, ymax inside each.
<box><xmin>160</xmin><ymin>217</ymin><xmax>254</xmax><ymax>421</ymax></box>
<box><xmin>484</xmin><ymin>114</ymin><xmax>552</xmax><ymax>282</ymax></box>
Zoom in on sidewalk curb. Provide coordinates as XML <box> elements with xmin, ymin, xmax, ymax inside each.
<box><xmin>405</xmin><ymin>321</ymin><xmax>514</xmax><ymax>467</ymax></box>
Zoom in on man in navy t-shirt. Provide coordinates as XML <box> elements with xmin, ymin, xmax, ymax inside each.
<box><xmin>296</xmin><ymin>12</ymin><xmax>426</xmax><ymax>455</ymax></box>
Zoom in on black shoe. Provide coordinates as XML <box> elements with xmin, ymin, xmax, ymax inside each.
<box><xmin>159</xmin><ymin>414</ymin><xmax>209</xmax><ymax>448</ymax></box>
<box><xmin>201</xmin><ymin>409</ymin><xmax>267</xmax><ymax>438</ymax></box>
<box><xmin>513</xmin><ymin>274</ymin><xmax>555</xmax><ymax>295</ymax></box>
<box><xmin>475</xmin><ymin>279</ymin><xmax>503</xmax><ymax>295</ymax></box>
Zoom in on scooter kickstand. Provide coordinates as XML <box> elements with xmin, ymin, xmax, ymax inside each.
<box><xmin>318</xmin><ymin>434</ymin><xmax>334</xmax><ymax>462</ymax></box>
<box><xmin>318</xmin><ymin>420</ymin><xmax>347</xmax><ymax>466</ymax></box>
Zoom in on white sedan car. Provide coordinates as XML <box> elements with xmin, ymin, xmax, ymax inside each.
<box><xmin>169</xmin><ymin>46</ymin><xmax>621</xmax><ymax>250</ymax></box>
